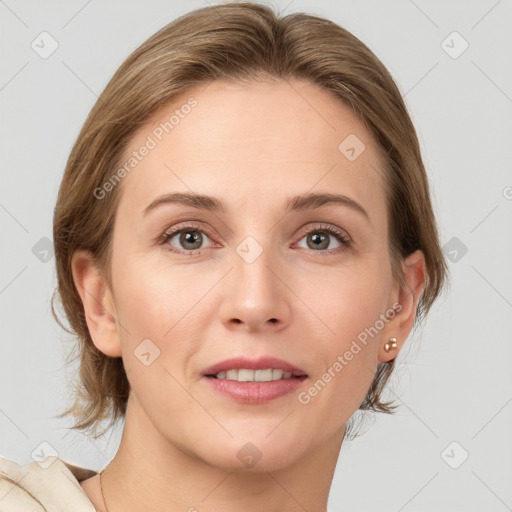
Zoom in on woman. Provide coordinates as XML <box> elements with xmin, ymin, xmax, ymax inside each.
<box><xmin>0</xmin><ymin>2</ymin><xmax>446</xmax><ymax>511</ymax></box>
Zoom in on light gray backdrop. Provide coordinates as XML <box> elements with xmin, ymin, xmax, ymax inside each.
<box><xmin>1</xmin><ymin>1</ymin><xmax>511</xmax><ymax>511</ymax></box>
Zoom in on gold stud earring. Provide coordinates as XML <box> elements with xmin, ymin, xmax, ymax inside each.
<box><xmin>384</xmin><ymin>337</ymin><xmax>398</xmax><ymax>352</ymax></box>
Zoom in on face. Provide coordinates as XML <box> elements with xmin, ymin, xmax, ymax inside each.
<box><xmin>79</xmin><ymin>78</ymin><xmax>421</xmax><ymax>472</ymax></box>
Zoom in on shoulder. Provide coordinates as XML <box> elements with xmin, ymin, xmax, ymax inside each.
<box><xmin>0</xmin><ymin>453</ymin><xmax>98</xmax><ymax>511</ymax></box>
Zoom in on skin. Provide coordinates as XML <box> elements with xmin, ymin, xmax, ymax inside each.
<box><xmin>73</xmin><ymin>78</ymin><xmax>425</xmax><ymax>512</ymax></box>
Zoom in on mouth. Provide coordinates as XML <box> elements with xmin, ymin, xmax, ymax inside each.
<box><xmin>201</xmin><ymin>356</ymin><xmax>308</xmax><ymax>381</ymax></box>
<box><xmin>205</xmin><ymin>369</ymin><xmax>307</xmax><ymax>382</ymax></box>
<box><xmin>201</xmin><ymin>356</ymin><xmax>308</xmax><ymax>404</ymax></box>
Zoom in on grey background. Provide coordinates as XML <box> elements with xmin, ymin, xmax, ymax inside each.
<box><xmin>1</xmin><ymin>0</ymin><xmax>511</xmax><ymax>510</ymax></box>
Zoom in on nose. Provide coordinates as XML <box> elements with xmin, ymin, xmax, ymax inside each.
<box><xmin>218</xmin><ymin>243</ymin><xmax>292</xmax><ymax>333</ymax></box>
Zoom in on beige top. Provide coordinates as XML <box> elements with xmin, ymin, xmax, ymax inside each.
<box><xmin>0</xmin><ymin>454</ymin><xmax>97</xmax><ymax>511</ymax></box>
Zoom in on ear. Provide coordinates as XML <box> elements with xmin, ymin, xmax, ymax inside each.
<box><xmin>71</xmin><ymin>250</ymin><xmax>122</xmax><ymax>357</ymax></box>
<box><xmin>378</xmin><ymin>250</ymin><xmax>426</xmax><ymax>362</ymax></box>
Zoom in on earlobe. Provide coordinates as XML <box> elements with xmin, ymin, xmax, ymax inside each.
<box><xmin>378</xmin><ymin>250</ymin><xmax>426</xmax><ymax>362</ymax></box>
<box><xmin>71</xmin><ymin>250</ymin><xmax>122</xmax><ymax>357</ymax></box>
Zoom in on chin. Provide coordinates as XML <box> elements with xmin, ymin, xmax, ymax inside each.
<box><xmin>194</xmin><ymin>435</ymin><xmax>304</xmax><ymax>473</ymax></box>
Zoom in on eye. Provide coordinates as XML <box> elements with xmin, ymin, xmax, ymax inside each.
<box><xmin>159</xmin><ymin>222</ymin><xmax>215</xmax><ymax>254</ymax></box>
<box><xmin>295</xmin><ymin>223</ymin><xmax>352</xmax><ymax>253</ymax></box>
<box><xmin>158</xmin><ymin>222</ymin><xmax>352</xmax><ymax>256</ymax></box>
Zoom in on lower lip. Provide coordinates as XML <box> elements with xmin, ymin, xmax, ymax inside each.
<box><xmin>202</xmin><ymin>375</ymin><xmax>308</xmax><ymax>404</ymax></box>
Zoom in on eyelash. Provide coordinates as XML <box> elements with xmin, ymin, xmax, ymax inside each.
<box><xmin>158</xmin><ymin>222</ymin><xmax>352</xmax><ymax>256</ymax></box>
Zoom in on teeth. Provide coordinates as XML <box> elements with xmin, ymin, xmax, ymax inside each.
<box><xmin>226</xmin><ymin>370</ymin><xmax>238</xmax><ymax>380</ymax></box>
<box><xmin>272</xmin><ymin>369</ymin><xmax>283</xmax><ymax>380</ymax></box>
<box><xmin>214</xmin><ymin>368</ymin><xmax>299</xmax><ymax>382</ymax></box>
<box><xmin>238</xmin><ymin>369</ymin><xmax>255</xmax><ymax>382</ymax></box>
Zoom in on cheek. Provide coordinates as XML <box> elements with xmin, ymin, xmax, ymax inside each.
<box><xmin>112</xmin><ymin>253</ymin><xmax>206</xmax><ymax>338</ymax></box>
<box><xmin>295</xmin><ymin>257</ymin><xmax>393</xmax><ymax>344</ymax></box>
<box><xmin>110</xmin><ymin>253</ymin><xmax>212</xmax><ymax>398</ymax></box>
<box><xmin>110</xmin><ymin>257</ymin><xmax>204</xmax><ymax>423</ymax></box>
<box><xmin>112</xmin><ymin>246</ymin><xmax>393</xmax><ymax>370</ymax></box>
<box><xmin>294</xmin><ymin>259</ymin><xmax>392</xmax><ymax>407</ymax></box>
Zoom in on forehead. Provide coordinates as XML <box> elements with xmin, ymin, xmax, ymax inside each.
<box><xmin>115</xmin><ymin>78</ymin><xmax>387</xmax><ymax>220</ymax></box>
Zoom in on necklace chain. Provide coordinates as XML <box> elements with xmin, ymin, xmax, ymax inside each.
<box><xmin>99</xmin><ymin>469</ymin><xmax>110</xmax><ymax>512</ymax></box>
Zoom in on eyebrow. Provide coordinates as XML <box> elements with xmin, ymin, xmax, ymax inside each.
<box><xmin>142</xmin><ymin>191</ymin><xmax>370</xmax><ymax>221</ymax></box>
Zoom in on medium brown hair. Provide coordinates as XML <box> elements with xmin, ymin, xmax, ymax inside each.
<box><xmin>53</xmin><ymin>1</ymin><xmax>447</xmax><ymax>438</ymax></box>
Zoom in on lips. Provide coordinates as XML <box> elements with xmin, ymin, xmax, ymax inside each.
<box><xmin>201</xmin><ymin>356</ymin><xmax>308</xmax><ymax>377</ymax></box>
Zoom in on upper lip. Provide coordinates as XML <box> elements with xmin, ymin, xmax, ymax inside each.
<box><xmin>202</xmin><ymin>356</ymin><xmax>308</xmax><ymax>376</ymax></box>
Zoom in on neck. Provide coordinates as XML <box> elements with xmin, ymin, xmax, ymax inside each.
<box><xmin>101</xmin><ymin>394</ymin><xmax>344</xmax><ymax>512</ymax></box>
